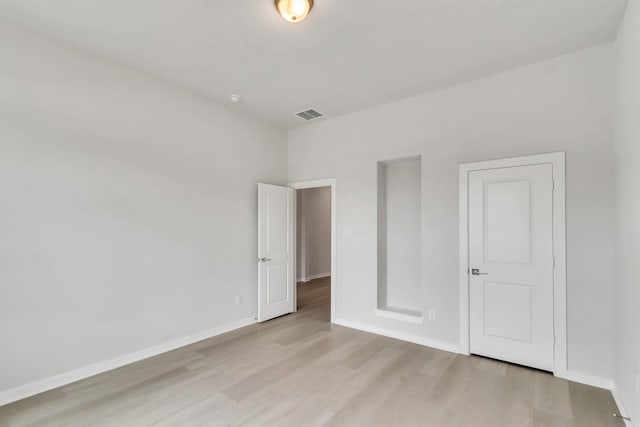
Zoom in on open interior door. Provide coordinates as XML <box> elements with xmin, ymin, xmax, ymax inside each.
<box><xmin>258</xmin><ymin>183</ymin><xmax>295</xmax><ymax>322</ymax></box>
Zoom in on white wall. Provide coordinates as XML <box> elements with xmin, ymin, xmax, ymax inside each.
<box><xmin>0</xmin><ymin>20</ymin><xmax>287</xmax><ymax>397</ymax></box>
<box><xmin>378</xmin><ymin>157</ymin><xmax>422</xmax><ymax>311</ymax></box>
<box><xmin>289</xmin><ymin>45</ymin><xmax>616</xmax><ymax>382</ymax></box>
<box><xmin>613</xmin><ymin>0</ymin><xmax>640</xmax><ymax>420</ymax></box>
<box><xmin>296</xmin><ymin>187</ymin><xmax>331</xmax><ymax>281</ymax></box>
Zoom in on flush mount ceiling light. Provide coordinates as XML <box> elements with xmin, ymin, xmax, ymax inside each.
<box><xmin>275</xmin><ymin>0</ymin><xmax>313</xmax><ymax>23</ymax></box>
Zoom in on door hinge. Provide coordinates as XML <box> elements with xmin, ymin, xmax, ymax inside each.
<box><xmin>553</xmin><ymin>257</ymin><xmax>556</xmax><ymax>267</ymax></box>
<box><xmin>552</xmin><ymin>180</ymin><xmax>555</xmax><ymax>191</ymax></box>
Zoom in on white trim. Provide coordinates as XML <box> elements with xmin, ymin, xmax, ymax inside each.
<box><xmin>334</xmin><ymin>318</ymin><xmax>459</xmax><ymax>354</ymax></box>
<box><xmin>298</xmin><ymin>272</ymin><xmax>331</xmax><ymax>282</ymax></box>
<box><xmin>375</xmin><ymin>308</ymin><xmax>424</xmax><ymax>324</ymax></box>
<box><xmin>555</xmin><ymin>370</ymin><xmax>614</xmax><ymax>390</ymax></box>
<box><xmin>0</xmin><ymin>317</ymin><xmax>257</xmax><ymax>407</ymax></box>
<box><xmin>289</xmin><ymin>179</ymin><xmax>337</xmax><ymax>323</ymax></box>
<box><xmin>298</xmin><ymin>190</ymin><xmax>307</xmax><ymax>285</ymax></box>
<box><xmin>612</xmin><ymin>387</ymin><xmax>635</xmax><ymax>426</ymax></box>
<box><xmin>458</xmin><ymin>152</ymin><xmax>567</xmax><ymax>377</ymax></box>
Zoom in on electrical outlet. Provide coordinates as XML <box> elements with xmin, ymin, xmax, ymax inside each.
<box><xmin>235</xmin><ymin>296</ymin><xmax>242</xmax><ymax>306</ymax></box>
<box><xmin>428</xmin><ymin>310</ymin><xmax>436</xmax><ymax>321</ymax></box>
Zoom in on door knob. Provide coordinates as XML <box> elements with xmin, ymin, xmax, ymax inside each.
<box><xmin>471</xmin><ymin>268</ymin><xmax>488</xmax><ymax>276</ymax></box>
<box><xmin>259</xmin><ymin>257</ymin><xmax>272</xmax><ymax>263</ymax></box>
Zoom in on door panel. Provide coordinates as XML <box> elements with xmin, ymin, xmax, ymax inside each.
<box><xmin>258</xmin><ymin>183</ymin><xmax>294</xmax><ymax>322</ymax></box>
<box><xmin>266</xmin><ymin>191</ymin><xmax>289</xmax><ymax>253</ymax></box>
<box><xmin>266</xmin><ymin>263</ymin><xmax>289</xmax><ymax>304</ymax></box>
<box><xmin>485</xmin><ymin>180</ymin><xmax>531</xmax><ymax>264</ymax></box>
<box><xmin>483</xmin><ymin>281</ymin><xmax>532</xmax><ymax>343</ymax></box>
<box><xmin>469</xmin><ymin>164</ymin><xmax>553</xmax><ymax>371</ymax></box>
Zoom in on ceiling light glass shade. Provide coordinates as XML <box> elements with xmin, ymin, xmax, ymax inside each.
<box><xmin>275</xmin><ymin>0</ymin><xmax>313</xmax><ymax>23</ymax></box>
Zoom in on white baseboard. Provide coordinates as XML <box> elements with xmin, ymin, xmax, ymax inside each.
<box><xmin>555</xmin><ymin>369</ymin><xmax>614</xmax><ymax>390</ymax></box>
<box><xmin>0</xmin><ymin>317</ymin><xmax>257</xmax><ymax>407</ymax></box>
<box><xmin>612</xmin><ymin>387</ymin><xmax>635</xmax><ymax>426</ymax></box>
<box><xmin>333</xmin><ymin>317</ymin><xmax>621</xmax><ymax>393</ymax></box>
<box><xmin>298</xmin><ymin>272</ymin><xmax>331</xmax><ymax>283</ymax></box>
<box><xmin>333</xmin><ymin>318</ymin><xmax>460</xmax><ymax>354</ymax></box>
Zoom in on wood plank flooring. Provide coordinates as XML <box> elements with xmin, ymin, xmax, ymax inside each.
<box><xmin>0</xmin><ymin>277</ymin><xmax>624</xmax><ymax>426</ymax></box>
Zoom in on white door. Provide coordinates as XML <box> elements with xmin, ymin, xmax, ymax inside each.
<box><xmin>469</xmin><ymin>164</ymin><xmax>554</xmax><ymax>371</ymax></box>
<box><xmin>258</xmin><ymin>183</ymin><xmax>295</xmax><ymax>322</ymax></box>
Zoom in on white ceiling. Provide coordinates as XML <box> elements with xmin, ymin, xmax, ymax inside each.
<box><xmin>0</xmin><ymin>0</ymin><xmax>628</xmax><ymax>129</ymax></box>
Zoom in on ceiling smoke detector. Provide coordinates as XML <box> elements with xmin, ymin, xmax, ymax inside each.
<box><xmin>295</xmin><ymin>109</ymin><xmax>323</xmax><ymax>121</ymax></box>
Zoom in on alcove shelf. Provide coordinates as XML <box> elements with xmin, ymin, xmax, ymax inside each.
<box><xmin>377</xmin><ymin>156</ymin><xmax>423</xmax><ymax>324</ymax></box>
<box><xmin>375</xmin><ymin>306</ymin><xmax>424</xmax><ymax>324</ymax></box>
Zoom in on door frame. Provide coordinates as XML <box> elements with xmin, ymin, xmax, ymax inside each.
<box><xmin>458</xmin><ymin>152</ymin><xmax>567</xmax><ymax>376</ymax></box>
<box><xmin>289</xmin><ymin>178</ymin><xmax>337</xmax><ymax>323</ymax></box>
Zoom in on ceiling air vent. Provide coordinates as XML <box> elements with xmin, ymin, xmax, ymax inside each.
<box><xmin>295</xmin><ymin>109</ymin><xmax>324</xmax><ymax>121</ymax></box>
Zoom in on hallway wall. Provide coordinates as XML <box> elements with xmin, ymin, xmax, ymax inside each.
<box><xmin>296</xmin><ymin>187</ymin><xmax>332</xmax><ymax>282</ymax></box>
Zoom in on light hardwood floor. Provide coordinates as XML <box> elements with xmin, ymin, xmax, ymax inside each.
<box><xmin>0</xmin><ymin>277</ymin><xmax>623</xmax><ymax>426</ymax></box>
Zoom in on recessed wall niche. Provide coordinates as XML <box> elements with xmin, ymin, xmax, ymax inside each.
<box><xmin>377</xmin><ymin>156</ymin><xmax>423</xmax><ymax>323</ymax></box>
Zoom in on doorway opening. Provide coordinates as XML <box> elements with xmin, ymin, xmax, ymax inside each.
<box><xmin>290</xmin><ymin>179</ymin><xmax>336</xmax><ymax>322</ymax></box>
<box><xmin>296</xmin><ymin>186</ymin><xmax>331</xmax><ymax>319</ymax></box>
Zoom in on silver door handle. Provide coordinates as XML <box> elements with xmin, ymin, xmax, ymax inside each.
<box><xmin>259</xmin><ymin>257</ymin><xmax>272</xmax><ymax>263</ymax></box>
<box><xmin>471</xmin><ymin>269</ymin><xmax>488</xmax><ymax>276</ymax></box>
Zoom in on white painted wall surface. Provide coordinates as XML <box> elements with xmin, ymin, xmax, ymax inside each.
<box><xmin>0</xmin><ymin>20</ymin><xmax>287</xmax><ymax>395</ymax></box>
<box><xmin>378</xmin><ymin>158</ymin><xmax>422</xmax><ymax>311</ymax></box>
<box><xmin>296</xmin><ymin>187</ymin><xmax>331</xmax><ymax>281</ymax></box>
<box><xmin>613</xmin><ymin>0</ymin><xmax>640</xmax><ymax>420</ymax></box>
<box><xmin>288</xmin><ymin>45</ymin><xmax>616</xmax><ymax>382</ymax></box>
